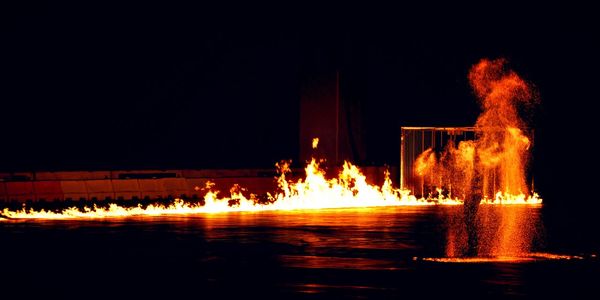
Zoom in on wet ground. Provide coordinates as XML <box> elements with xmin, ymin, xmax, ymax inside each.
<box><xmin>1</xmin><ymin>206</ymin><xmax>598</xmax><ymax>299</ymax></box>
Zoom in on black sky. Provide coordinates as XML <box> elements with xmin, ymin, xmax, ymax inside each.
<box><xmin>1</xmin><ymin>1</ymin><xmax>598</xmax><ymax>203</ymax></box>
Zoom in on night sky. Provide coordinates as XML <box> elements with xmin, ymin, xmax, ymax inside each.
<box><xmin>1</xmin><ymin>2</ymin><xmax>598</xmax><ymax>204</ymax></box>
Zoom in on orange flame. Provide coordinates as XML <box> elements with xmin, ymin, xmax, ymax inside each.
<box><xmin>414</xmin><ymin>148</ymin><xmax>436</xmax><ymax>177</ymax></box>
<box><xmin>471</xmin><ymin>58</ymin><xmax>535</xmax><ymax>198</ymax></box>
<box><xmin>1</xmin><ymin>155</ymin><xmax>463</xmax><ymax>220</ymax></box>
<box><xmin>413</xmin><ymin>58</ymin><xmax>542</xmax><ymax>258</ymax></box>
<box><xmin>312</xmin><ymin>137</ymin><xmax>319</xmax><ymax>149</ymax></box>
<box><xmin>413</xmin><ymin>58</ymin><xmax>539</xmax><ymax>204</ymax></box>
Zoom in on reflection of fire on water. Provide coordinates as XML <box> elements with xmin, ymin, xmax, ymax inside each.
<box><xmin>421</xmin><ymin>253</ymin><xmax>584</xmax><ymax>263</ymax></box>
<box><xmin>1</xmin><ymin>58</ymin><xmax>541</xmax><ymax>221</ymax></box>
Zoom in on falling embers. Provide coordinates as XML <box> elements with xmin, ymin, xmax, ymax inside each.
<box><xmin>438</xmin><ymin>58</ymin><xmax>542</xmax><ymax>257</ymax></box>
<box><xmin>445</xmin><ymin>205</ymin><xmax>543</xmax><ymax>257</ymax></box>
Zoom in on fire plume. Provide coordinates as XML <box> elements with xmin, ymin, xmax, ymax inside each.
<box><xmin>414</xmin><ymin>58</ymin><xmax>543</xmax><ymax>258</ymax></box>
<box><xmin>413</xmin><ymin>58</ymin><xmax>539</xmax><ymax>203</ymax></box>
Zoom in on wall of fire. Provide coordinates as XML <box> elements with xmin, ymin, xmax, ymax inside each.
<box><xmin>0</xmin><ymin>166</ymin><xmax>391</xmax><ymax>203</ymax></box>
<box><xmin>0</xmin><ymin>170</ymin><xmax>277</xmax><ymax>203</ymax></box>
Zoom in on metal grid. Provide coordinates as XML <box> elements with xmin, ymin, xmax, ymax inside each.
<box><xmin>400</xmin><ymin>127</ymin><xmax>476</xmax><ymax>197</ymax></box>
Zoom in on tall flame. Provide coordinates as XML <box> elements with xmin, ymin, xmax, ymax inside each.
<box><xmin>414</xmin><ymin>58</ymin><xmax>539</xmax><ymax>203</ymax></box>
<box><xmin>414</xmin><ymin>58</ymin><xmax>542</xmax><ymax>258</ymax></box>
<box><xmin>471</xmin><ymin>58</ymin><xmax>534</xmax><ymax>198</ymax></box>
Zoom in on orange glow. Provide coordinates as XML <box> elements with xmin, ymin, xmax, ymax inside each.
<box><xmin>421</xmin><ymin>253</ymin><xmax>584</xmax><ymax>263</ymax></box>
<box><xmin>471</xmin><ymin>58</ymin><xmax>535</xmax><ymax>198</ymax></box>
<box><xmin>312</xmin><ymin>137</ymin><xmax>319</xmax><ymax>149</ymax></box>
<box><xmin>1</xmin><ymin>153</ymin><xmax>463</xmax><ymax>220</ymax></box>
<box><xmin>411</xmin><ymin>58</ymin><xmax>542</xmax><ymax>258</ymax></box>
<box><xmin>413</xmin><ymin>58</ymin><xmax>540</xmax><ymax>204</ymax></box>
<box><xmin>414</xmin><ymin>148</ymin><xmax>436</xmax><ymax>177</ymax></box>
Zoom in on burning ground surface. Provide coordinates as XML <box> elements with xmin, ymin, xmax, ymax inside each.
<box><xmin>1</xmin><ymin>58</ymin><xmax>541</xmax><ymax>222</ymax></box>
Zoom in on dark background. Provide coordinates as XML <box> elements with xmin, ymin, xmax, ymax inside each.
<box><xmin>1</xmin><ymin>1</ymin><xmax>598</xmax><ymax>209</ymax></box>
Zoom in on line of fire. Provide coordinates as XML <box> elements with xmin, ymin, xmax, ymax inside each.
<box><xmin>0</xmin><ymin>58</ymin><xmax>540</xmax><ymax>220</ymax></box>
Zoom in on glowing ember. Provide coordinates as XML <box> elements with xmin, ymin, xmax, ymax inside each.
<box><xmin>312</xmin><ymin>137</ymin><xmax>319</xmax><ymax>149</ymax></box>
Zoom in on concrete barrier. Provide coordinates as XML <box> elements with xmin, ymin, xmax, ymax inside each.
<box><xmin>112</xmin><ymin>179</ymin><xmax>141</xmax><ymax>200</ymax></box>
<box><xmin>6</xmin><ymin>182</ymin><xmax>35</xmax><ymax>202</ymax></box>
<box><xmin>36</xmin><ymin>171</ymin><xmax>111</xmax><ymax>181</ymax></box>
<box><xmin>0</xmin><ymin>166</ymin><xmax>395</xmax><ymax>204</ymax></box>
<box><xmin>161</xmin><ymin>178</ymin><xmax>188</xmax><ymax>198</ymax></box>
<box><xmin>0</xmin><ymin>182</ymin><xmax>8</xmax><ymax>202</ymax></box>
<box><xmin>0</xmin><ymin>172</ymin><xmax>33</xmax><ymax>181</ymax></box>
<box><xmin>138</xmin><ymin>179</ymin><xmax>166</xmax><ymax>199</ymax></box>
<box><xmin>115</xmin><ymin>170</ymin><xmax>182</xmax><ymax>179</ymax></box>
<box><xmin>60</xmin><ymin>181</ymin><xmax>88</xmax><ymax>201</ymax></box>
<box><xmin>33</xmin><ymin>181</ymin><xmax>64</xmax><ymax>201</ymax></box>
<box><xmin>85</xmin><ymin>180</ymin><xmax>115</xmax><ymax>200</ymax></box>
